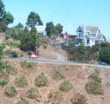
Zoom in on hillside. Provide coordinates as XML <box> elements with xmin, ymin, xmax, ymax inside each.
<box><xmin>0</xmin><ymin>61</ymin><xmax>110</xmax><ymax>104</ymax></box>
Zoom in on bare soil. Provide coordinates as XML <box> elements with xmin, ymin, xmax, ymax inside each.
<box><xmin>0</xmin><ymin>62</ymin><xmax>110</xmax><ymax>104</ymax></box>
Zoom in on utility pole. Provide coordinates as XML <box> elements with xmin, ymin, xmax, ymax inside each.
<box><xmin>36</xmin><ymin>33</ymin><xmax>37</xmax><ymax>55</ymax></box>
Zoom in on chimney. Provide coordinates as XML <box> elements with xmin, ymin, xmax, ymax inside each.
<box><xmin>98</xmin><ymin>24</ymin><xmax>100</xmax><ymax>30</ymax></box>
<box><xmin>84</xmin><ymin>24</ymin><xmax>86</xmax><ymax>33</ymax></box>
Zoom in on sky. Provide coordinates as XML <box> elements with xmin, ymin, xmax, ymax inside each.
<box><xmin>3</xmin><ymin>0</ymin><xmax>110</xmax><ymax>41</ymax></box>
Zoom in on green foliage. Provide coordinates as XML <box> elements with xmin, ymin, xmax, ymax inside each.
<box><xmin>55</xmin><ymin>24</ymin><xmax>63</xmax><ymax>34</ymax></box>
<box><xmin>85</xmin><ymin>70</ymin><xmax>104</xmax><ymax>95</ymax></box>
<box><xmin>99</xmin><ymin>47</ymin><xmax>110</xmax><ymax>64</ymax></box>
<box><xmin>26</xmin><ymin>88</ymin><xmax>39</xmax><ymax>99</ymax></box>
<box><xmin>78</xmin><ymin>44</ymin><xmax>86</xmax><ymax>54</ymax></box>
<box><xmin>0</xmin><ymin>43</ymin><xmax>4</xmax><ymax>60</ymax></box>
<box><xmin>0</xmin><ymin>80</ymin><xmax>8</xmax><ymax>86</ymax></box>
<box><xmin>0</xmin><ymin>21</ymin><xmax>7</xmax><ymax>32</ymax></box>
<box><xmin>26</xmin><ymin>12</ymin><xmax>43</xmax><ymax>27</ymax></box>
<box><xmin>20</xmin><ymin>27</ymin><xmax>40</xmax><ymax>52</ymax></box>
<box><xmin>17</xmin><ymin>98</ymin><xmax>29</xmax><ymax>104</ymax></box>
<box><xmin>0</xmin><ymin>0</ymin><xmax>14</xmax><ymax>25</ymax></box>
<box><xmin>59</xmin><ymin>80</ymin><xmax>73</xmax><ymax>92</ymax></box>
<box><xmin>14</xmin><ymin>75</ymin><xmax>28</xmax><ymax>87</ymax></box>
<box><xmin>46</xmin><ymin>22</ymin><xmax>55</xmax><ymax>37</ymax></box>
<box><xmin>5</xmin><ymin>38</ymin><xmax>21</xmax><ymax>48</ymax></box>
<box><xmin>5</xmin><ymin>86</ymin><xmax>17</xmax><ymax>98</ymax></box>
<box><xmin>20</xmin><ymin>61</ymin><xmax>36</xmax><ymax>69</ymax></box>
<box><xmin>35</xmin><ymin>73</ymin><xmax>48</xmax><ymax>87</ymax></box>
<box><xmin>3</xmin><ymin>12</ymin><xmax>14</xmax><ymax>25</ymax></box>
<box><xmin>11</xmin><ymin>51</ymin><xmax>18</xmax><ymax>58</ymax></box>
<box><xmin>6</xmin><ymin>26</ymin><xmax>23</xmax><ymax>40</ymax></box>
<box><xmin>53</xmin><ymin>72</ymin><xmax>65</xmax><ymax>80</ymax></box>
<box><xmin>71</xmin><ymin>93</ymin><xmax>88</xmax><ymax>104</ymax></box>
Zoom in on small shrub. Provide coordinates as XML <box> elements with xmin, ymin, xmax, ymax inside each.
<box><xmin>14</xmin><ymin>76</ymin><xmax>28</xmax><ymax>87</ymax></box>
<box><xmin>48</xmin><ymin>90</ymin><xmax>62</xmax><ymax>102</ymax></box>
<box><xmin>85</xmin><ymin>81</ymin><xmax>104</xmax><ymax>95</ymax></box>
<box><xmin>43</xmin><ymin>45</ymin><xmax>47</xmax><ymax>49</ymax></box>
<box><xmin>78</xmin><ymin>44</ymin><xmax>86</xmax><ymax>54</ymax></box>
<box><xmin>11</xmin><ymin>51</ymin><xmax>18</xmax><ymax>58</ymax></box>
<box><xmin>53</xmin><ymin>72</ymin><xmax>65</xmax><ymax>80</ymax></box>
<box><xmin>35</xmin><ymin>73</ymin><xmax>48</xmax><ymax>87</ymax></box>
<box><xmin>6</xmin><ymin>38</ymin><xmax>21</xmax><ymax>48</ymax></box>
<box><xmin>85</xmin><ymin>70</ymin><xmax>104</xmax><ymax>95</ymax></box>
<box><xmin>5</xmin><ymin>86</ymin><xmax>17</xmax><ymax>98</ymax></box>
<box><xmin>20</xmin><ymin>61</ymin><xmax>36</xmax><ymax>69</ymax></box>
<box><xmin>17</xmin><ymin>98</ymin><xmax>29</xmax><ymax>104</ymax></box>
<box><xmin>59</xmin><ymin>80</ymin><xmax>73</xmax><ymax>92</ymax></box>
<box><xmin>0</xmin><ymin>80</ymin><xmax>8</xmax><ymax>86</ymax></box>
<box><xmin>26</xmin><ymin>88</ymin><xmax>39</xmax><ymax>99</ymax></box>
<box><xmin>71</xmin><ymin>93</ymin><xmax>88</xmax><ymax>104</ymax></box>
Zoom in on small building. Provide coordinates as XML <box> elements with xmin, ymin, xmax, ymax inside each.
<box><xmin>75</xmin><ymin>25</ymin><xmax>106</xmax><ymax>47</ymax></box>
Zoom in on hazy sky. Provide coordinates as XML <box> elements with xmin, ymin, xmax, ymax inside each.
<box><xmin>3</xmin><ymin>0</ymin><xmax>110</xmax><ymax>41</ymax></box>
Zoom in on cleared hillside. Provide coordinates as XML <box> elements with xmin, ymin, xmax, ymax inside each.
<box><xmin>0</xmin><ymin>61</ymin><xmax>110</xmax><ymax>104</ymax></box>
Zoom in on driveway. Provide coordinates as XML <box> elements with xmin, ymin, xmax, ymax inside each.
<box><xmin>56</xmin><ymin>54</ymin><xmax>65</xmax><ymax>62</ymax></box>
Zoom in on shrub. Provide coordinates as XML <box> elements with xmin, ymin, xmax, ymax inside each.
<box><xmin>20</xmin><ymin>61</ymin><xmax>36</xmax><ymax>69</ymax></box>
<box><xmin>53</xmin><ymin>72</ymin><xmax>65</xmax><ymax>80</ymax></box>
<box><xmin>78</xmin><ymin>44</ymin><xmax>86</xmax><ymax>54</ymax></box>
<box><xmin>85</xmin><ymin>70</ymin><xmax>104</xmax><ymax>95</ymax></box>
<box><xmin>59</xmin><ymin>80</ymin><xmax>73</xmax><ymax>92</ymax></box>
<box><xmin>48</xmin><ymin>90</ymin><xmax>62</xmax><ymax>102</ymax></box>
<box><xmin>14</xmin><ymin>76</ymin><xmax>28</xmax><ymax>87</ymax></box>
<box><xmin>43</xmin><ymin>45</ymin><xmax>47</xmax><ymax>49</ymax></box>
<box><xmin>26</xmin><ymin>88</ymin><xmax>39</xmax><ymax>99</ymax></box>
<box><xmin>0</xmin><ymin>80</ymin><xmax>8</xmax><ymax>86</ymax></box>
<box><xmin>11</xmin><ymin>51</ymin><xmax>18</xmax><ymax>58</ymax></box>
<box><xmin>6</xmin><ymin>38</ymin><xmax>21</xmax><ymax>48</ymax></box>
<box><xmin>17</xmin><ymin>98</ymin><xmax>29</xmax><ymax>104</ymax></box>
<box><xmin>99</xmin><ymin>47</ymin><xmax>110</xmax><ymax>64</ymax></box>
<box><xmin>35</xmin><ymin>73</ymin><xmax>48</xmax><ymax>87</ymax></box>
<box><xmin>71</xmin><ymin>93</ymin><xmax>88</xmax><ymax>104</ymax></box>
<box><xmin>5</xmin><ymin>86</ymin><xmax>17</xmax><ymax>98</ymax></box>
<box><xmin>85</xmin><ymin>81</ymin><xmax>104</xmax><ymax>95</ymax></box>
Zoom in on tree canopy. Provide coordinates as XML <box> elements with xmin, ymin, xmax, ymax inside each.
<box><xmin>99</xmin><ymin>47</ymin><xmax>110</xmax><ymax>64</ymax></box>
<box><xmin>0</xmin><ymin>0</ymin><xmax>14</xmax><ymax>26</ymax></box>
<box><xmin>55</xmin><ymin>24</ymin><xmax>63</xmax><ymax>34</ymax></box>
<box><xmin>46</xmin><ymin>22</ymin><xmax>55</xmax><ymax>37</ymax></box>
<box><xmin>26</xmin><ymin>12</ymin><xmax>43</xmax><ymax>27</ymax></box>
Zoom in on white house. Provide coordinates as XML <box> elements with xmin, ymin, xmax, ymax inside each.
<box><xmin>28</xmin><ymin>26</ymin><xmax>47</xmax><ymax>36</ymax></box>
<box><xmin>75</xmin><ymin>25</ymin><xmax>106</xmax><ymax>47</ymax></box>
<box><xmin>35</xmin><ymin>26</ymin><xmax>47</xmax><ymax>36</ymax></box>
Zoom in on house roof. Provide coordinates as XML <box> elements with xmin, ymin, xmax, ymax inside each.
<box><xmin>35</xmin><ymin>26</ymin><xmax>46</xmax><ymax>33</ymax></box>
<box><xmin>80</xmin><ymin>26</ymin><xmax>100</xmax><ymax>33</ymax></box>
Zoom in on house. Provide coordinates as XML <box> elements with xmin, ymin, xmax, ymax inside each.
<box><xmin>75</xmin><ymin>25</ymin><xmax>106</xmax><ymax>47</ymax></box>
<box><xmin>56</xmin><ymin>34</ymin><xmax>65</xmax><ymax>42</ymax></box>
<box><xmin>64</xmin><ymin>34</ymin><xmax>77</xmax><ymax>40</ymax></box>
<box><xmin>35</xmin><ymin>26</ymin><xmax>47</xmax><ymax>36</ymax></box>
<box><xmin>28</xmin><ymin>26</ymin><xmax>47</xmax><ymax>36</ymax></box>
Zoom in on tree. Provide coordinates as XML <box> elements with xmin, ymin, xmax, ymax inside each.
<box><xmin>20</xmin><ymin>27</ymin><xmax>32</xmax><ymax>51</ymax></box>
<box><xmin>3</xmin><ymin>12</ymin><xmax>14</xmax><ymax>25</ymax></box>
<box><xmin>55</xmin><ymin>24</ymin><xmax>63</xmax><ymax>34</ymax></box>
<box><xmin>26</xmin><ymin>12</ymin><xmax>43</xmax><ymax>27</ymax></box>
<box><xmin>16</xmin><ymin>22</ymin><xmax>23</xmax><ymax>28</ymax></box>
<box><xmin>0</xmin><ymin>0</ymin><xmax>14</xmax><ymax>26</ymax></box>
<box><xmin>78</xmin><ymin>44</ymin><xmax>86</xmax><ymax>54</ymax></box>
<box><xmin>20</xmin><ymin>27</ymin><xmax>40</xmax><ymax>52</ymax></box>
<box><xmin>45</xmin><ymin>22</ymin><xmax>55</xmax><ymax>37</ymax></box>
<box><xmin>0</xmin><ymin>21</ymin><xmax>7</xmax><ymax>32</ymax></box>
<box><xmin>0</xmin><ymin>0</ymin><xmax>5</xmax><ymax>21</ymax></box>
<box><xmin>99</xmin><ymin>47</ymin><xmax>110</xmax><ymax>64</ymax></box>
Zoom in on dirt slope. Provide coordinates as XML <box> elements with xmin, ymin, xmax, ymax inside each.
<box><xmin>0</xmin><ymin>62</ymin><xmax>110</xmax><ymax>104</ymax></box>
